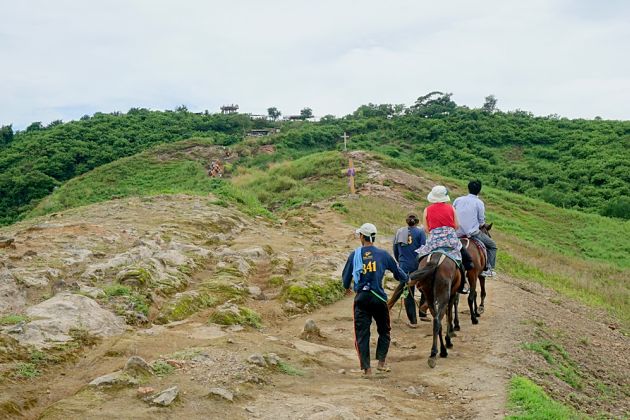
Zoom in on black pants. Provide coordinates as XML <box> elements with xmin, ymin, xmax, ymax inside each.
<box><xmin>354</xmin><ymin>291</ymin><xmax>391</xmax><ymax>370</ymax></box>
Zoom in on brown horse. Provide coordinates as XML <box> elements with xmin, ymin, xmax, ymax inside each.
<box><xmin>389</xmin><ymin>252</ymin><xmax>461</xmax><ymax>368</ymax></box>
<box><xmin>454</xmin><ymin>222</ymin><xmax>492</xmax><ymax>329</ymax></box>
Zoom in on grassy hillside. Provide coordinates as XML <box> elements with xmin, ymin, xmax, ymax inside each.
<box><xmin>0</xmin><ymin>109</ymin><xmax>253</xmax><ymax>225</ymax></box>
<box><xmin>3</xmin><ymin>100</ymin><xmax>629</xmax><ymax>226</ymax></box>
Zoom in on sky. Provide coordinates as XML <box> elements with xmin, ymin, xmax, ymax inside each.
<box><xmin>2</xmin><ymin>0</ymin><xmax>630</xmax><ymax>129</ymax></box>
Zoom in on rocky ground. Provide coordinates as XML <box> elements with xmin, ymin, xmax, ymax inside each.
<box><xmin>1</xmin><ymin>160</ymin><xmax>628</xmax><ymax>419</ymax></box>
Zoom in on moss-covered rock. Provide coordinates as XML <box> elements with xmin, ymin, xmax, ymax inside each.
<box><xmin>281</xmin><ymin>276</ymin><xmax>345</xmax><ymax>312</ymax></box>
<box><xmin>156</xmin><ymin>291</ymin><xmax>218</xmax><ymax>323</ymax></box>
<box><xmin>116</xmin><ymin>267</ymin><xmax>152</xmax><ymax>288</ymax></box>
<box><xmin>209</xmin><ymin>303</ymin><xmax>261</xmax><ymax>328</ymax></box>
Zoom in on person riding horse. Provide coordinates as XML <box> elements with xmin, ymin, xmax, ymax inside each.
<box><xmin>453</xmin><ymin>180</ymin><xmax>497</xmax><ymax>277</ymax></box>
<box><xmin>416</xmin><ymin>185</ymin><xmax>474</xmax><ymax>293</ymax></box>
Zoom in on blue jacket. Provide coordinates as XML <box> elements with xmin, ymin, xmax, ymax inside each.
<box><xmin>341</xmin><ymin>245</ymin><xmax>408</xmax><ymax>301</ymax></box>
<box><xmin>393</xmin><ymin>226</ymin><xmax>426</xmax><ymax>273</ymax></box>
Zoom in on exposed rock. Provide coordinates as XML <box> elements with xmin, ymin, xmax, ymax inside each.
<box><xmin>137</xmin><ymin>387</ymin><xmax>155</xmax><ymax>398</ymax></box>
<box><xmin>156</xmin><ymin>250</ymin><xmax>191</xmax><ymax>268</ymax></box>
<box><xmin>207</xmin><ymin>387</ymin><xmax>234</xmax><ymax>402</ymax></box>
<box><xmin>300</xmin><ymin>319</ymin><xmax>324</xmax><ymax>341</ymax></box>
<box><xmin>78</xmin><ymin>285</ymin><xmax>105</xmax><ymax>299</ymax></box>
<box><xmin>264</xmin><ymin>353</ymin><xmax>280</xmax><ymax>366</ymax></box>
<box><xmin>239</xmin><ymin>247</ymin><xmax>267</xmax><ymax>259</ymax></box>
<box><xmin>247</xmin><ymin>286</ymin><xmax>265</xmax><ymax>300</ymax></box>
<box><xmin>0</xmin><ymin>269</ymin><xmax>26</xmax><ymax>315</ymax></box>
<box><xmin>247</xmin><ymin>353</ymin><xmax>267</xmax><ymax>367</ymax></box>
<box><xmin>0</xmin><ymin>237</ymin><xmax>15</xmax><ymax>249</ymax></box>
<box><xmin>214</xmin><ymin>302</ymin><xmax>241</xmax><ymax>318</ymax></box>
<box><xmin>19</xmin><ymin>293</ymin><xmax>126</xmax><ymax>348</ymax></box>
<box><xmin>89</xmin><ymin>371</ymin><xmax>139</xmax><ymax>387</ymax></box>
<box><xmin>124</xmin><ymin>356</ymin><xmax>153</xmax><ymax>377</ymax></box>
<box><xmin>151</xmin><ymin>386</ymin><xmax>179</xmax><ymax>406</ymax></box>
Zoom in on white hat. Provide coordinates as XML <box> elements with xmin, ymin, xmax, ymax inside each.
<box><xmin>355</xmin><ymin>223</ymin><xmax>377</xmax><ymax>238</ymax></box>
<box><xmin>427</xmin><ymin>185</ymin><xmax>450</xmax><ymax>203</ymax></box>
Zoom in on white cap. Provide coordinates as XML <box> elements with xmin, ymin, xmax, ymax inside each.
<box><xmin>356</xmin><ymin>223</ymin><xmax>377</xmax><ymax>239</ymax></box>
<box><xmin>427</xmin><ymin>185</ymin><xmax>450</xmax><ymax>203</ymax></box>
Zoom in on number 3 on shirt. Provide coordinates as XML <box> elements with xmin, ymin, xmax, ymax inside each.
<box><xmin>362</xmin><ymin>261</ymin><xmax>377</xmax><ymax>274</ymax></box>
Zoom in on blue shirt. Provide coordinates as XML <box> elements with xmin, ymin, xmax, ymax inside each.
<box><xmin>453</xmin><ymin>194</ymin><xmax>486</xmax><ymax>236</ymax></box>
<box><xmin>393</xmin><ymin>226</ymin><xmax>426</xmax><ymax>273</ymax></box>
<box><xmin>341</xmin><ymin>245</ymin><xmax>408</xmax><ymax>301</ymax></box>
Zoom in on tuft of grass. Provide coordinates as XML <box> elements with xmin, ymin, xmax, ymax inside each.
<box><xmin>104</xmin><ymin>284</ymin><xmax>132</xmax><ymax>297</ymax></box>
<box><xmin>522</xmin><ymin>340</ymin><xmax>582</xmax><ymax>390</ymax></box>
<box><xmin>166</xmin><ymin>293</ymin><xmax>217</xmax><ymax>322</ymax></box>
<box><xmin>276</xmin><ymin>360</ymin><xmax>305</xmax><ymax>376</ymax></box>
<box><xmin>151</xmin><ymin>360</ymin><xmax>175</xmax><ymax>377</ymax></box>
<box><xmin>13</xmin><ymin>362</ymin><xmax>41</xmax><ymax>379</ymax></box>
<box><xmin>0</xmin><ymin>314</ymin><xmax>29</xmax><ymax>325</ymax></box>
<box><xmin>331</xmin><ymin>202</ymin><xmax>348</xmax><ymax>214</ymax></box>
<box><xmin>507</xmin><ymin>376</ymin><xmax>584</xmax><ymax>419</ymax></box>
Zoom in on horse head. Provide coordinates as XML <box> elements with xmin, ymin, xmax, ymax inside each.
<box><xmin>480</xmin><ymin>222</ymin><xmax>493</xmax><ymax>237</ymax></box>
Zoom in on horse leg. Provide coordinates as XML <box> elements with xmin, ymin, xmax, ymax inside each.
<box><xmin>446</xmin><ymin>296</ymin><xmax>454</xmax><ymax>348</ymax></box>
<box><xmin>439</xmin><ymin>318</ymin><xmax>448</xmax><ymax>358</ymax></box>
<box><xmin>468</xmin><ymin>289</ymin><xmax>479</xmax><ymax>324</ymax></box>
<box><xmin>452</xmin><ymin>294</ymin><xmax>460</xmax><ymax>333</ymax></box>
<box><xmin>428</xmin><ymin>312</ymin><xmax>439</xmax><ymax>368</ymax></box>
<box><xmin>479</xmin><ymin>276</ymin><xmax>486</xmax><ymax>314</ymax></box>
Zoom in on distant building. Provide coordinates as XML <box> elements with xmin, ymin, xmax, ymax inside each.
<box><xmin>247</xmin><ymin>128</ymin><xmax>280</xmax><ymax>137</ymax></box>
<box><xmin>220</xmin><ymin>104</ymin><xmax>239</xmax><ymax>114</ymax></box>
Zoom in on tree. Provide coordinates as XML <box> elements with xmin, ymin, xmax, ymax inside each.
<box><xmin>408</xmin><ymin>92</ymin><xmax>457</xmax><ymax>117</ymax></box>
<box><xmin>267</xmin><ymin>107</ymin><xmax>281</xmax><ymax>121</ymax></box>
<box><xmin>482</xmin><ymin>95</ymin><xmax>498</xmax><ymax>113</ymax></box>
<box><xmin>300</xmin><ymin>107</ymin><xmax>313</xmax><ymax>120</ymax></box>
<box><xmin>26</xmin><ymin>122</ymin><xmax>43</xmax><ymax>132</ymax></box>
<box><xmin>175</xmin><ymin>105</ymin><xmax>188</xmax><ymax>113</ymax></box>
<box><xmin>0</xmin><ymin>125</ymin><xmax>13</xmax><ymax>145</ymax></box>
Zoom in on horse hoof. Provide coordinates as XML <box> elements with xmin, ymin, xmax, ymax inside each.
<box><xmin>472</xmin><ymin>318</ymin><xmax>479</xmax><ymax>325</ymax></box>
<box><xmin>475</xmin><ymin>311</ymin><xmax>482</xmax><ymax>317</ymax></box>
<box><xmin>446</xmin><ymin>342</ymin><xmax>453</xmax><ymax>349</ymax></box>
<box><xmin>454</xmin><ymin>325</ymin><xmax>460</xmax><ymax>332</ymax></box>
<box><xmin>440</xmin><ymin>351</ymin><xmax>448</xmax><ymax>358</ymax></box>
<box><xmin>478</xmin><ymin>306</ymin><xmax>485</xmax><ymax>314</ymax></box>
<box><xmin>428</xmin><ymin>357</ymin><xmax>436</xmax><ymax>368</ymax></box>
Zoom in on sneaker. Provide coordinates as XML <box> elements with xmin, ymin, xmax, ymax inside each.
<box><xmin>482</xmin><ymin>270</ymin><xmax>496</xmax><ymax>277</ymax></box>
<box><xmin>458</xmin><ymin>285</ymin><xmax>470</xmax><ymax>294</ymax></box>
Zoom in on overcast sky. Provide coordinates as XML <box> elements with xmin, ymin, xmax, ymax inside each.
<box><xmin>2</xmin><ymin>0</ymin><xmax>629</xmax><ymax>129</ymax></box>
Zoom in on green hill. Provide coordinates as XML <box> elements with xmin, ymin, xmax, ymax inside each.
<box><xmin>2</xmin><ymin>98</ymin><xmax>629</xmax><ymax>226</ymax></box>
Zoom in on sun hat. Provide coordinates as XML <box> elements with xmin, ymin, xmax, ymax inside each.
<box><xmin>427</xmin><ymin>185</ymin><xmax>450</xmax><ymax>203</ymax></box>
<box><xmin>355</xmin><ymin>223</ymin><xmax>377</xmax><ymax>238</ymax></box>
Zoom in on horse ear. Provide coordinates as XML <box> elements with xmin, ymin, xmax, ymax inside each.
<box><xmin>487</xmin><ymin>223</ymin><xmax>493</xmax><ymax>231</ymax></box>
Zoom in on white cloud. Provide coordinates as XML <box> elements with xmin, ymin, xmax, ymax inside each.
<box><xmin>1</xmin><ymin>0</ymin><xmax>629</xmax><ymax>128</ymax></box>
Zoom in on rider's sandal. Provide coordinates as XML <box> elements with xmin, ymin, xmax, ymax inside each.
<box><xmin>376</xmin><ymin>366</ymin><xmax>391</xmax><ymax>373</ymax></box>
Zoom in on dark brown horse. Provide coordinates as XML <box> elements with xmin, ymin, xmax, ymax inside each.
<box><xmin>389</xmin><ymin>252</ymin><xmax>461</xmax><ymax>368</ymax></box>
<box><xmin>454</xmin><ymin>223</ymin><xmax>492</xmax><ymax>329</ymax></box>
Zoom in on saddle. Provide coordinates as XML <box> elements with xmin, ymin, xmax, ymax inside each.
<box><xmin>460</xmin><ymin>236</ymin><xmax>487</xmax><ymax>262</ymax></box>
